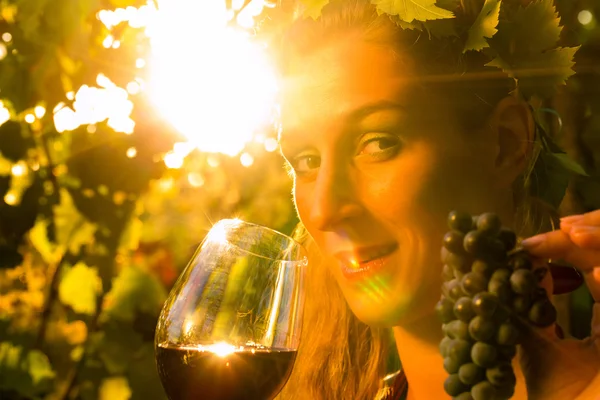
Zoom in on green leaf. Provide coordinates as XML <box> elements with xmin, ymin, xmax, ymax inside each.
<box><xmin>423</xmin><ymin>18</ymin><xmax>457</xmax><ymax>38</ymax></box>
<box><xmin>527</xmin><ymin>151</ymin><xmax>569</xmax><ymax>209</ymax></box>
<box><xmin>389</xmin><ymin>15</ymin><xmax>424</xmax><ymax>30</ymax></box>
<box><xmin>0</xmin><ymin>342</ymin><xmax>55</xmax><ymax>397</ymax></box>
<box><xmin>102</xmin><ymin>266</ymin><xmax>167</xmax><ymax>322</ymax></box>
<box><xmin>510</xmin><ymin>0</ymin><xmax>561</xmax><ymax>55</ymax></box>
<box><xmin>99</xmin><ymin>376</ymin><xmax>132</xmax><ymax>400</ymax></box>
<box><xmin>515</xmin><ymin>47</ymin><xmax>579</xmax><ymax>99</ymax></box>
<box><xmin>371</xmin><ymin>0</ymin><xmax>454</xmax><ymax>23</ymax></box>
<box><xmin>26</xmin><ymin>350</ymin><xmax>56</xmax><ymax>386</ymax></box>
<box><xmin>97</xmin><ymin>321</ymin><xmax>144</xmax><ymax>374</ymax></box>
<box><xmin>59</xmin><ymin>262</ymin><xmax>102</xmax><ymax>315</ymax></box>
<box><xmin>464</xmin><ymin>0</ymin><xmax>501</xmax><ymax>52</ymax></box>
<box><xmin>551</xmin><ymin>153</ymin><xmax>588</xmax><ymax>176</ymax></box>
<box><xmin>300</xmin><ymin>0</ymin><xmax>330</xmax><ymax>19</ymax></box>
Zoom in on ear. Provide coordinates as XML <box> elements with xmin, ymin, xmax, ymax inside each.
<box><xmin>488</xmin><ymin>95</ymin><xmax>535</xmax><ymax>187</ymax></box>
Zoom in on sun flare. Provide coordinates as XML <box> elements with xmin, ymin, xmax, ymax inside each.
<box><xmin>145</xmin><ymin>0</ymin><xmax>279</xmax><ymax>156</ymax></box>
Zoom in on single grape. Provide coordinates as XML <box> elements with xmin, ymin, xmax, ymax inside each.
<box><xmin>448</xmin><ymin>211</ymin><xmax>474</xmax><ymax>233</ymax></box>
<box><xmin>491</xmin><ymin>268</ymin><xmax>511</xmax><ymax>282</ymax></box>
<box><xmin>510</xmin><ymin>269</ymin><xmax>537</xmax><ymax>295</ymax></box>
<box><xmin>498</xmin><ymin>228</ymin><xmax>517</xmax><ymax>252</ymax></box>
<box><xmin>444</xmin><ymin>356</ymin><xmax>461</xmax><ymax>374</ymax></box>
<box><xmin>476</xmin><ymin>212</ymin><xmax>501</xmax><ymax>235</ymax></box>
<box><xmin>445</xmin><ymin>320</ymin><xmax>470</xmax><ymax>340</ymax></box>
<box><xmin>471</xmin><ymin>259</ymin><xmax>496</xmax><ymax>278</ymax></box>
<box><xmin>458</xmin><ymin>362</ymin><xmax>485</xmax><ymax>385</ymax></box>
<box><xmin>463</xmin><ymin>230</ymin><xmax>487</xmax><ymax>256</ymax></box>
<box><xmin>512</xmin><ymin>295</ymin><xmax>532</xmax><ymax>315</ymax></box>
<box><xmin>436</xmin><ymin>297</ymin><xmax>456</xmax><ymax>323</ymax></box>
<box><xmin>472</xmin><ymin>293</ymin><xmax>498</xmax><ymax>318</ymax></box>
<box><xmin>471</xmin><ymin>381</ymin><xmax>497</xmax><ymax>400</ymax></box>
<box><xmin>453</xmin><ymin>393</ymin><xmax>474</xmax><ymax>400</ymax></box>
<box><xmin>486</xmin><ymin>363</ymin><xmax>516</xmax><ymax>387</ymax></box>
<box><xmin>461</xmin><ymin>272</ymin><xmax>488</xmax><ymax>296</ymax></box>
<box><xmin>496</xmin><ymin>321</ymin><xmax>519</xmax><ymax>346</ymax></box>
<box><xmin>444</xmin><ymin>374</ymin><xmax>469</xmax><ymax>397</ymax></box>
<box><xmin>468</xmin><ymin>316</ymin><xmax>496</xmax><ymax>343</ymax></box>
<box><xmin>444</xmin><ymin>230</ymin><xmax>467</xmax><ymax>254</ymax></box>
<box><xmin>471</xmin><ymin>342</ymin><xmax>497</xmax><ymax>368</ymax></box>
<box><xmin>440</xmin><ymin>337</ymin><xmax>453</xmax><ymax>358</ymax></box>
<box><xmin>441</xmin><ymin>246</ymin><xmax>449</xmax><ymax>263</ymax></box>
<box><xmin>449</xmin><ymin>339</ymin><xmax>472</xmax><ymax>365</ymax></box>
<box><xmin>443</xmin><ymin>264</ymin><xmax>455</xmax><ymax>280</ymax></box>
<box><xmin>449</xmin><ymin>279</ymin><xmax>467</xmax><ymax>300</ymax></box>
<box><xmin>488</xmin><ymin>279</ymin><xmax>512</xmax><ymax>304</ymax></box>
<box><xmin>509</xmin><ymin>252</ymin><xmax>533</xmax><ymax>270</ymax></box>
<box><xmin>454</xmin><ymin>297</ymin><xmax>476</xmax><ymax>322</ymax></box>
<box><xmin>497</xmin><ymin>345</ymin><xmax>517</xmax><ymax>362</ymax></box>
<box><xmin>529</xmin><ymin>299</ymin><xmax>557</xmax><ymax>327</ymax></box>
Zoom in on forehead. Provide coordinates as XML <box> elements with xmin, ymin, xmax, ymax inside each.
<box><xmin>280</xmin><ymin>38</ymin><xmax>413</xmax><ymax>134</ymax></box>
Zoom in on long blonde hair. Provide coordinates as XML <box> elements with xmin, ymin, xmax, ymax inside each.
<box><xmin>275</xmin><ymin>1</ymin><xmax>556</xmax><ymax>399</ymax></box>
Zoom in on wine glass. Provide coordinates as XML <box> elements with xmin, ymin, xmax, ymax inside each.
<box><xmin>155</xmin><ymin>219</ymin><xmax>308</xmax><ymax>400</ymax></box>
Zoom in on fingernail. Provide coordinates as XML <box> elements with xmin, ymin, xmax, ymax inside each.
<box><xmin>550</xmin><ymin>264</ymin><xmax>584</xmax><ymax>295</ymax></box>
<box><xmin>521</xmin><ymin>235</ymin><xmax>545</xmax><ymax>248</ymax></box>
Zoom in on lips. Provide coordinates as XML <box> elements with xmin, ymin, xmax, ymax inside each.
<box><xmin>336</xmin><ymin>242</ymin><xmax>399</xmax><ymax>281</ymax></box>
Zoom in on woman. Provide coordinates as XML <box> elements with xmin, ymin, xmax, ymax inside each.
<box><xmin>273</xmin><ymin>0</ymin><xmax>600</xmax><ymax>399</ymax></box>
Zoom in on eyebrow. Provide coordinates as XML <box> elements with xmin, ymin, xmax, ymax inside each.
<box><xmin>279</xmin><ymin>100</ymin><xmax>405</xmax><ymax>151</ymax></box>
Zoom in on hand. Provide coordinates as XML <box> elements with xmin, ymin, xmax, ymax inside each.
<box><xmin>516</xmin><ymin>210</ymin><xmax>600</xmax><ymax>400</ymax></box>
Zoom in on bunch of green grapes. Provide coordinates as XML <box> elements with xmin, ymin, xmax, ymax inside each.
<box><xmin>436</xmin><ymin>211</ymin><xmax>557</xmax><ymax>400</ymax></box>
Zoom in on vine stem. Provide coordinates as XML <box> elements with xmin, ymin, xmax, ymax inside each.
<box><xmin>34</xmin><ymin>130</ymin><xmax>64</xmax><ymax>349</ymax></box>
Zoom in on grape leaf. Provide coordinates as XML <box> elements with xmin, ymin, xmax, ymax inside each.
<box><xmin>423</xmin><ymin>18</ymin><xmax>457</xmax><ymax>38</ymax></box>
<box><xmin>552</xmin><ymin>153</ymin><xmax>588</xmax><ymax>176</ymax></box>
<box><xmin>513</xmin><ymin>47</ymin><xmax>579</xmax><ymax>99</ymax></box>
<box><xmin>97</xmin><ymin>321</ymin><xmax>143</xmax><ymax>374</ymax></box>
<box><xmin>371</xmin><ymin>0</ymin><xmax>454</xmax><ymax>22</ymax></box>
<box><xmin>99</xmin><ymin>376</ymin><xmax>132</xmax><ymax>400</ymax></box>
<box><xmin>0</xmin><ymin>341</ymin><xmax>55</xmax><ymax>397</ymax></box>
<box><xmin>59</xmin><ymin>262</ymin><xmax>102</xmax><ymax>315</ymax></box>
<box><xmin>464</xmin><ymin>0</ymin><xmax>501</xmax><ymax>52</ymax></box>
<box><xmin>30</xmin><ymin>189</ymin><xmax>97</xmax><ymax>263</ymax></box>
<box><xmin>300</xmin><ymin>0</ymin><xmax>330</xmax><ymax>19</ymax></box>
<box><xmin>389</xmin><ymin>15</ymin><xmax>424</xmax><ymax>30</ymax></box>
<box><xmin>102</xmin><ymin>266</ymin><xmax>167</xmax><ymax>322</ymax></box>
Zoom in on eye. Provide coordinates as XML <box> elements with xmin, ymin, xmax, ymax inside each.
<box><xmin>291</xmin><ymin>151</ymin><xmax>321</xmax><ymax>174</ymax></box>
<box><xmin>356</xmin><ymin>132</ymin><xmax>402</xmax><ymax>161</ymax></box>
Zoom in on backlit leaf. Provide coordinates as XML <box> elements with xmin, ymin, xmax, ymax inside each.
<box><xmin>464</xmin><ymin>0</ymin><xmax>501</xmax><ymax>52</ymax></box>
<box><xmin>0</xmin><ymin>342</ymin><xmax>55</xmax><ymax>397</ymax></box>
<box><xmin>99</xmin><ymin>376</ymin><xmax>132</xmax><ymax>400</ymax></box>
<box><xmin>300</xmin><ymin>0</ymin><xmax>330</xmax><ymax>19</ymax></box>
<box><xmin>59</xmin><ymin>262</ymin><xmax>102</xmax><ymax>315</ymax></box>
<box><xmin>102</xmin><ymin>266</ymin><xmax>167</xmax><ymax>322</ymax></box>
<box><xmin>371</xmin><ymin>0</ymin><xmax>454</xmax><ymax>23</ymax></box>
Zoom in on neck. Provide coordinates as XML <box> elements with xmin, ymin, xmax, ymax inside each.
<box><xmin>392</xmin><ymin>312</ymin><xmax>528</xmax><ymax>400</ymax></box>
<box><xmin>392</xmin><ymin>312</ymin><xmax>448</xmax><ymax>400</ymax></box>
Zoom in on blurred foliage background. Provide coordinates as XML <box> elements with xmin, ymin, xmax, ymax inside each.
<box><xmin>0</xmin><ymin>0</ymin><xmax>597</xmax><ymax>399</ymax></box>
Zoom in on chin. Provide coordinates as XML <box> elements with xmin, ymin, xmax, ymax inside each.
<box><xmin>344</xmin><ymin>283</ymin><xmax>439</xmax><ymax>328</ymax></box>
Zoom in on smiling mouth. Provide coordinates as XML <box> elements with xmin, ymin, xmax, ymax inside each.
<box><xmin>337</xmin><ymin>242</ymin><xmax>399</xmax><ymax>281</ymax></box>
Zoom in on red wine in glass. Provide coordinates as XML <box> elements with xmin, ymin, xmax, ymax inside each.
<box><xmin>155</xmin><ymin>220</ymin><xmax>307</xmax><ymax>400</ymax></box>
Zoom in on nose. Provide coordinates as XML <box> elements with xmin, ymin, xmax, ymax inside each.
<box><xmin>309</xmin><ymin>161</ymin><xmax>363</xmax><ymax>231</ymax></box>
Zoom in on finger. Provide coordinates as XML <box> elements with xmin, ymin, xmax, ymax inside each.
<box><xmin>569</xmin><ymin>226</ymin><xmax>600</xmax><ymax>250</ymax></box>
<box><xmin>560</xmin><ymin>209</ymin><xmax>600</xmax><ymax>228</ymax></box>
<box><xmin>522</xmin><ymin>230</ymin><xmax>600</xmax><ymax>273</ymax></box>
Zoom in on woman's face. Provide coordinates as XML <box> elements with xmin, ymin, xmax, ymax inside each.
<box><xmin>280</xmin><ymin>36</ymin><xmax>500</xmax><ymax>327</ymax></box>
